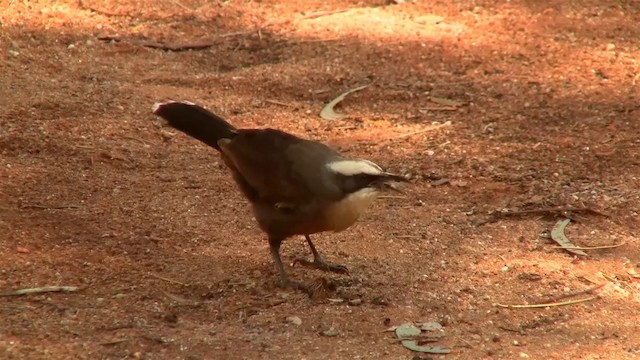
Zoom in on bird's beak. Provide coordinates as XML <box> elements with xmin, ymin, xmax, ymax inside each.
<box><xmin>373</xmin><ymin>173</ymin><xmax>410</xmax><ymax>193</ymax></box>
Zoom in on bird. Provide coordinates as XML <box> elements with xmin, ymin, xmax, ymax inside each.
<box><xmin>152</xmin><ymin>100</ymin><xmax>408</xmax><ymax>292</ymax></box>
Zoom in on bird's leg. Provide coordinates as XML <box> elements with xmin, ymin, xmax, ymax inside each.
<box><xmin>268</xmin><ymin>237</ymin><xmax>310</xmax><ymax>294</ymax></box>
<box><xmin>293</xmin><ymin>235</ymin><xmax>349</xmax><ymax>274</ymax></box>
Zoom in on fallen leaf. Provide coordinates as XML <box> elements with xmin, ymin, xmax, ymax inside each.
<box><xmin>550</xmin><ymin>219</ymin><xmax>588</xmax><ymax>256</ymax></box>
<box><xmin>320</xmin><ymin>84</ymin><xmax>370</xmax><ymax>120</ymax></box>
<box><xmin>395</xmin><ymin>323</ymin><xmax>421</xmax><ymax>339</ymax></box>
<box><xmin>401</xmin><ymin>340</ymin><xmax>451</xmax><ymax>354</ymax></box>
<box><xmin>417</xmin><ymin>321</ymin><xmax>443</xmax><ymax>331</ymax></box>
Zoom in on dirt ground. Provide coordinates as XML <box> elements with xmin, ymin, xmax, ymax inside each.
<box><xmin>1</xmin><ymin>0</ymin><xmax>640</xmax><ymax>359</ymax></box>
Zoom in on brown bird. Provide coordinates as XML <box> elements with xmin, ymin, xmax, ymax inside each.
<box><xmin>152</xmin><ymin>101</ymin><xmax>408</xmax><ymax>292</ymax></box>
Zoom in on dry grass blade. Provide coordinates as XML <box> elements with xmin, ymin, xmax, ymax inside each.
<box><xmin>150</xmin><ymin>273</ymin><xmax>187</xmax><ymax>286</ymax></box>
<box><xmin>0</xmin><ymin>286</ymin><xmax>79</xmax><ymax>296</ymax></box>
<box><xmin>495</xmin><ymin>296</ymin><xmax>598</xmax><ymax>309</ymax></box>
<box><xmin>550</xmin><ymin>242</ymin><xmax>626</xmax><ymax>251</ymax></box>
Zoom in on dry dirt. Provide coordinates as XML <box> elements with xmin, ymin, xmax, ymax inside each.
<box><xmin>1</xmin><ymin>1</ymin><xmax>640</xmax><ymax>359</ymax></box>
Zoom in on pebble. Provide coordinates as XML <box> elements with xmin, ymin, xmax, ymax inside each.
<box><xmin>286</xmin><ymin>316</ymin><xmax>302</xmax><ymax>326</ymax></box>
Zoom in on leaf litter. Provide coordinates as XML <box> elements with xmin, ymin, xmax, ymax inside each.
<box><xmin>389</xmin><ymin>322</ymin><xmax>451</xmax><ymax>354</ymax></box>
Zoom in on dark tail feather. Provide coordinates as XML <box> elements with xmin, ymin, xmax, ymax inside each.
<box><xmin>152</xmin><ymin>101</ymin><xmax>237</xmax><ymax>151</ymax></box>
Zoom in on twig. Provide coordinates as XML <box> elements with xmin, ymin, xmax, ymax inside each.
<box><xmin>19</xmin><ymin>204</ymin><xmax>81</xmax><ymax>210</ymax></box>
<box><xmin>264</xmin><ymin>99</ymin><xmax>295</xmax><ymax>107</ymax></box>
<box><xmin>550</xmin><ymin>242</ymin><xmax>625</xmax><ymax>251</ymax></box>
<box><xmin>150</xmin><ymin>273</ymin><xmax>187</xmax><ymax>286</ymax></box>
<box><xmin>169</xmin><ymin>0</ymin><xmax>192</xmax><ymax>12</ymax></box>
<box><xmin>378</xmin><ymin>195</ymin><xmax>407</xmax><ymax>199</ymax></box>
<box><xmin>496</xmin><ymin>206</ymin><xmax>609</xmax><ymax>217</ymax></box>
<box><xmin>419</xmin><ymin>106</ymin><xmax>458</xmax><ymax>112</ymax></box>
<box><xmin>390</xmin><ymin>121</ymin><xmax>452</xmax><ymax>140</ymax></box>
<box><xmin>97</xmin><ymin>9</ymin><xmax>352</xmax><ymax>52</ymax></box>
<box><xmin>79</xmin><ymin>1</ymin><xmax>130</xmax><ymax>17</ymax></box>
<box><xmin>122</xmin><ymin>135</ymin><xmax>150</xmax><ymax>146</ymax></box>
<box><xmin>141</xmin><ymin>334</ymin><xmax>170</xmax><ymax>344</ymax></box>
<box><xmin>100</xmin><ymin>338</ymin><xmax>128</xmax><ymax>346</ymax></box>
<box><xmin>292</xmin><ymin>38</ymin><xmax>340</xmax><ymax>44</ymax></box>
<box><xmin>0</xmin><ymin>286</ymin><xmax>79</xmax><ymax>297</ymax></box>
<box><xmin>494</xmin><ymin>296</ymin><xmax>598</xmax><ymax>309</ymax></box>
<box><xmin>162</xmin><ymin>291</ymin><xmax>200</xmax><ymax>307</ymax></box>
<box><xmin>397</xmin><ymin>235</ymin><xmax>419</xmax><ymax>239</ymax></box>
<box><xmin>97</xmin><ymin>36</ymin><xmax>220</xmax><ymax>52</ymax></box>
<box><xmin>532</xmin><ymin>284</ymin><xmax>605</xmax><ymax>304</ymax></box>
<box><xmin>298</xmin><ymin>9</ymin><xmax>351</xmax><ymax>21</ymax></box>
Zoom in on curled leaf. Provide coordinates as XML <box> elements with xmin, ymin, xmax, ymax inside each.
<box><xmin>320</xmin><ymin>84</ymin><xmax>370</xmax><ymax>120</ymax></box>
<box><xmin>550</xmin><ymin>219</ymin><xmax>587</xmax><ymax>256</ymax></box>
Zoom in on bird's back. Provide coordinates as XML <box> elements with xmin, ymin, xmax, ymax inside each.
<box><xmin>220</xmin><ymin>128</ymin><xmax>344</xmax><ymax>206</ymax></box>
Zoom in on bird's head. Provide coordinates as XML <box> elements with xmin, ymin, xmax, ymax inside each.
<box><xmin>327</xmin><ymin>159</ymin><xmax>409</xmax><ymax>195</ymax></box>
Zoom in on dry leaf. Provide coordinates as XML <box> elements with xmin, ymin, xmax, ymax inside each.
<box><xmin>550</xmin><ymin>219</ymin><xmax>588</xmax><ymax>256</ymax></box>
<box><xmin>320</xmin><ymin>84</ymin><xmax>370</xmax><ymax>120</ymax></box>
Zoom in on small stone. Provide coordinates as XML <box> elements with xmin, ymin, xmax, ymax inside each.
<box><xmin>320</xmin><ymin>327</ymin><xmax>339</xmax><ymax>337</ymax></box>
<box><xmin>606</xmin><ymin>43</ymin><xmax>615</xmax><ymax>51</ymax></box>
<box><xmin>519</xmin><ymin>352</ymin><xmax>529</xmax><ymax>358</ymax></box>
<box><xmin>286</xmin><ymin>316</ymin><xmax>302</xmax><ymax>326</ymax></box>
<box><xmin>348</xmin><ymin>298</ymin><xmax>362</xmax><ymax>306</ymax></box>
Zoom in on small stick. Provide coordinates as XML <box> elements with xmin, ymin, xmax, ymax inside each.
<box><xmin>141</xmin><ymin>334</ymin><xmax>170</xmax><ymax>344</ymax></box>
<box><xmin>419</xmin><ymin>106</ymin><xmax>458</xmax><ymax>112</ymax></box>
<box><xmin>298</xmin><ymin>9</ymin><xmax>351</xmax><ymax>21</ymax></box>
<box><xmin>550</xmin><ymin>242</ymin><xmax>626</xmax><ymax>251</ymax></box>
<box><xmin>378</xmin><ymin>195</ymin><xmax>407</xmax><ymax>199</ymax></box>
<box><xmin>495</xmin><ymin>296</ymin><xmax>598</xmax><ymax>309</ymax></box>
<box><xmin>497</xmin><ymin>206</ymin><xmax>609</xmax><ymax>217</ymax></box>
<box><xmin>100</xmin><ymin>338</ymin><xmax>128</xmax><ymax>346</ymax></box>
<box><xmin>122</xmin><ymin>135</ymin><xmax>150</xmax><ymax>146</ymax></box>
<box><xmin>533</xmin><ymin>284</ymin><xmax>605</xmax><ymax>304</ymax></box>
<box><xmin>162</xmin><ymin>291</ymin><xmax>200</xmax><ymax>306</ymax></box>
<box><xmin>0</xmin><ymin>286</ymin><xmax>79</xmax><ymax>297</ymax></box>
<box><xmin>264</xmin><ymin>99</ymin><xmax>295</xmax><ymax>107</ymax></box>
<box><xmin>97</xmin><ymin>36</ymin><xmax>219</xmax><ymax>52</ymax></box>
<box><xmin>20</xmin><ymin>204</ymin><xmax>81</xmax><ymax>210</ymax></box>
<box><xmin>150</xmin><ymin>273</ymin><xmax>187</xmax><ymax>286</ymax></box>
<box><xmin>169</xmin><ymin>0</ymin><xmax>192</xmax><ymax>12</ymax></box>
<box><xmin>390</xmin><ymin>121</ymin><xmax>452</xmax><ymax>140</ymax></box>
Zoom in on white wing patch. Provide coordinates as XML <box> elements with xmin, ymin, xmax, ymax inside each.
<box><xmin>327</xmin><ymin>159</ymin><xmax>384</xmax><ymax>176</ymax></box>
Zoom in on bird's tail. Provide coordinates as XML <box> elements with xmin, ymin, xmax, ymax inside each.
<box><xmin>152</xmin><ymin>101</ymin><xmax>237</xmax><ymax>151</ymax></box>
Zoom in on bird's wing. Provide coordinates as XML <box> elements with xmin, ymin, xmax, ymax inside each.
<box><xmin>219</xmin><ymin>129</ymin><xmax>343</xmax><ymax>205</ymax></box>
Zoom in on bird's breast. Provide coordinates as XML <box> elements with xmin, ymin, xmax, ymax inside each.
<box><xmin>324</xmin><ymin>188</ymin><xmax>378</xmax><ymax>232</ymax></box>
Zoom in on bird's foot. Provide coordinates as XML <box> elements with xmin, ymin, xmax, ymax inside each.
<box><xmin>293</xmin><ymin>257</ymin><xmax>349</xmax><ymax>275</ymax></box>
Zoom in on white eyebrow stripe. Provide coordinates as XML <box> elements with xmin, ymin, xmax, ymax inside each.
<box><xmin>327</xmin><ymin>160</ymin><xmax>384</xmax><ymax>176</ymax></box>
